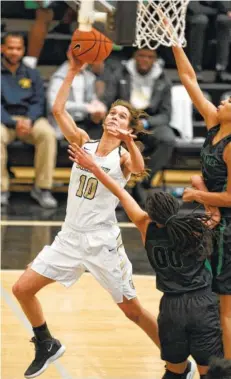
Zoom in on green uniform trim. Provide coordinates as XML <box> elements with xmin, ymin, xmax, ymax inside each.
<box><xmin>217</xmin><ymin>218</ymin><xmax>226</xmax><ymax>275</ymax></box>
<box><xmin>205</xmin><ymin>259</ymin><xmax>212</xmax><ymax>273</ymax></box>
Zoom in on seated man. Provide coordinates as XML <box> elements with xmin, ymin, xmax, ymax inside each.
<box><xmin>1</xmin><ymin>32</ymin><xmax>57</xmax><ymax>208</ymax></box>
<box><xmin>101</xmin><ymin>47</ymin><xmax>175</xmax><ymax>196</ymax></box>
<box><xmin>47</xmin><ymin>60</ymin><xmax>106</xmax><ymax>140</ymax></box>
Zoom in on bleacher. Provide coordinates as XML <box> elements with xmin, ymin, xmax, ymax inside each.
<box><xmin>2</xmin><ymin>1</ymin><xmax>231</xmax><ymax>190</ymax></box>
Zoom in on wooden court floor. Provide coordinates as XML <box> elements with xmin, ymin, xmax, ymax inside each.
<box><xmin>1</xmin><ymin>271</ymin><xmax>200</xmax><ymax>379</ymax></box>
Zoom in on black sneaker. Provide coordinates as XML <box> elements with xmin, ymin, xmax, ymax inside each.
<box><xmin>24</xmin><ymin>337</ymin><xmax>66</xmax><ymax>378</ymax></box>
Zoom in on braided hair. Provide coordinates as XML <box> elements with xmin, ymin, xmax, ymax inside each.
<box><xmin>207</xmin><ymin>358</ymin><xmax>231</xmax><ymax>379</ymax></box>
<box><xmin>145</xmin><ymin>191</ymin><xmax>214</xmax><ymax>260</ymax></box>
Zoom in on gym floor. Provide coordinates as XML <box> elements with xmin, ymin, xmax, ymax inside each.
<box><xmin>1</xmin><ymin>192</ymin><xmax>201</xmax><ymax>379</ymax></box>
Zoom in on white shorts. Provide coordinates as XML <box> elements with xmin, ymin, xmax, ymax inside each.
<box><xmin>31</xmin><ymin>224</ymin><xmax>136</xmax><ymax>303</ymax></box>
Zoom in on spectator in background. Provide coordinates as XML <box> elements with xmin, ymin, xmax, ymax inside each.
<box><xmin>101</xmin><ymin>47</ymin><xmax>175</xmax><ymax>197</ymax></box>
<box><xmin>23</xmin><ymin>0</ymin><xmax>76</xmax><ymax>68</ymax></box>
<box><xmin>1</xmin><ymin>32</ymin><xmax>57</xmax><ymax>208</ymax></box>
<box><xmin>88</xmin><ymin>61</ymin><xmax>106</xmax><ymax>99</ymax></box>
<box><xmin>187</xmin><ymin>1</ymin><xmax>231</xmax><ymax>83</ymax></box>
<box><xmin>47</xmin><ymin>60</ymin><xmax>107</xmax><ymax>140</ymax></box>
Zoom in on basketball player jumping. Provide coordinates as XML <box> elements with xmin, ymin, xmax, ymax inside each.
<box><xmin>12</xmin><ymin>49</ymin><xmax>166</xmax><ymax>378</ymax></box>
<box><xmin>170</xmin><ymin>40</ymin><xmax>231</xmax><ymax>360</ymax></box>
<box><xmin>68</xmin><ymin>142</ymin><xmax>224</xmax><ymax>379</ymax></box>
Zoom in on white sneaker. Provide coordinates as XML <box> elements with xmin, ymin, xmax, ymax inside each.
<box><xmin>30</xmin><ymin>187</ymin><xmax>57</xmax><ymax>209</ymax></box>
<box><xmin>182</xmin><ymin>360</ymin><xmax>196</xmax><ymax>379</ymax></box>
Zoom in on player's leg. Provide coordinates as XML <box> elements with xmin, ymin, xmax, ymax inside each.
<box><xmin>220</xmin><ymin>295</ymin><xmax>231</xmax><ymax>359</ymax></box>
<box><xmin>12</xmin><ymin>227</ymin><xmax>84</xmax><ymax>378</ymax></box>
<box><xmin>12</xmin><ymin>267</ymin><xmax>54</xmax><ymax>326</ymax></box>
<box><xmin>162</xmin><ymin>361</ymin><xmax>192</xmax><ymax>378</ymax></box>
<box><xmin>85</xmin><ymin>228</ymin><xmax>160</xmax><ymax>347</ymax></box>
<box><xmin>117</xmin><ymin>295</ymin><xmax>160</xmax><ymax>348</ymax></box>
<box><xmin>189</xmin><ymin>290</ymin><xmax>223</xmax><ymax>377</ymax></box>
<box><xmin>211</xmin><ymin>217</ymin><xmax>231</xmax><ymax>359</ymax></box>
<box><xmin>12</xmin><ymin>267</ymin><xmax>66</xmax><ymax>378</ymax></box>
<box><xmin>157</xmin><ymin>294</ymin><xmax>196</xmax><ymax>379</ymax></box>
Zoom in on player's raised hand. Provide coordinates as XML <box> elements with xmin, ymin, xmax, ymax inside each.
<box><xmin>67</xmin><ymin>46</ymin><xmax>85</xmax><ymax>73</ymax></box>
<box><xmin>156</xmin><ymin>7</ymin><xmax>179</xmax><ymax>45</ymax></box>
<box><xmin>107</xmin><ymin>127</ymin><xmax>137</xmax><ymax>144</ymax></box>
<box><xmin>204</xmin><ymin>209</ymin><xmax>221</xmax><ymax>229</ymax></box>
<box><xmin>68</xmin><ymin>143</ymin><xmax>96</xmax><ymax>171</ymax></box>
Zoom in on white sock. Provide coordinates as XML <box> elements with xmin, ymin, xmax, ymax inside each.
<box><xmin>23</xmin><ymin>56</ymin><xmax>38</xmax><ymax>69</ymax></box>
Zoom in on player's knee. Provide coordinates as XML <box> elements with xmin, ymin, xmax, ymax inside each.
<box><xmin>121</xmin><ymin>304</ymin><xmax>142</xmax><ymax>323</ymax></box>
<box><xmin>12</xmin><ymin>281</ymin><xmax>30</xmax><ymax>299</ymax></box>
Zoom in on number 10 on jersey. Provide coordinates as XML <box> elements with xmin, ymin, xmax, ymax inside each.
<box><xmin>76</xmin><ymin>175</ymin><xmax>98</xmax><ymax>200</ymax></box>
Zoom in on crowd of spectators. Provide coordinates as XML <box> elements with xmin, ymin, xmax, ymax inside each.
<box><xmin>1</xmin><ymin>0</ymin><xmax>231</xmax><ymax>209</ymax></box>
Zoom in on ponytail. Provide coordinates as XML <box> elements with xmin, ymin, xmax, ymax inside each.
<box><xmin>145</xmin><ymin>191</ymin><xmax>214</xmax><ymax>259</ymax></box>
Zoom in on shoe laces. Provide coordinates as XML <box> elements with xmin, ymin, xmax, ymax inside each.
<box><xmin>29</xmin><ymin>337</ymin><xmax>48</xmax><ymax>359</ymax></box>
<box><xmin>30</xmin><ymin>336</ymin><xmax>39</xmax><ymax>350</ymax></box>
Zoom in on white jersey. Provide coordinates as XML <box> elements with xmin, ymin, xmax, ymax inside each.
<box><xmin>64</xmin><ymin>141</ymin><xmax>129</xmax><ymax>230</ymax></box>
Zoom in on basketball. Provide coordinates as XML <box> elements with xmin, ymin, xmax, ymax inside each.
<box><xmin>71</xmin><ymin>28</ymin><xmax>113</xmax><ymax>64</ymax></box>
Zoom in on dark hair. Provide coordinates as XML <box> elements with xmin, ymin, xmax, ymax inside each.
<box><xmin>107</xmin><ymin>99</ymin><xmax>151</xmax><ymax>181</ymax></box>
<box><xmin>2</xmin><ymin>32</ymin><xmax>25</xmax><ymax>45</ymax></box>
<box><xmin>207</xmin><ymin>358</ymin><xmax>231</xmax><ymax>379</ymax></box>
<box><xmin>145</xmin><ymin>191</ymin><xmax>214</xmax><ymax>259</ymax></box>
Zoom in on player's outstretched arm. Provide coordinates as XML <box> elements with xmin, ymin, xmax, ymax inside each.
<box><xmin>68</xmin><ymin>144</ymin><xmax>150</xmax><ymax>239</ymax></box>
<box><xmin>159</xmin><ymin>15</ymin><xmax>218</xmax><ymax>129</ymax></box>
<box><xmin>183</xmin><ymin>147</ymin><xmax>231</xmax><ymax>207</ymax></box>
<box><xmin>191</xmin><ymin>175</ymin><xmax>221</xmax><ymax>228</ymax></box>
<box><xmin>106</xmin><ymin>127</ymin><xmax>145</xmax><ymax>175</ymax></box>
<box><xmin>52</xmin><ymin>48</ymin><xmax>90</xmax><ymax>146</ymax></box>
<box><xmin>172</xmin><ymin>45</ymin><xmax>218</xmax><ymax>129</ymax></box>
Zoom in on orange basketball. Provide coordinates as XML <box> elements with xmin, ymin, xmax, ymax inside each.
<box><xmin>71</xmin><ymin>28</ymin><xmax>113</xmax><ymax>64</ymax></box>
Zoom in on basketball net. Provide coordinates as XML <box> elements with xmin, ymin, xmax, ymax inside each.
<box><xmin>135</xmin><ymin>0</ymin><xmax>189</xmax><ymax>49</ymax></box>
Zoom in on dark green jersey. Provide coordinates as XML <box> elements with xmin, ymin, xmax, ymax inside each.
<box><xmin>145</xmin><ymin>222</ymin><xmax>212</xmax><ymax>294</ymax></box>
<box><xmin>201</xmin><ymin>125</ymin><xmax>231</xmax><ymax>217</ymax></box>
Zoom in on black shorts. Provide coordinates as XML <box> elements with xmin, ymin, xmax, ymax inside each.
<box><xmin>158</xmin><ymin>288</ymin><xmax>223</xmax><ymax>365</ymax></box>
<box><xmin>211</xmin><ymin>217</ymin><xmax>231</xmax><ymax>295</ymax></box>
